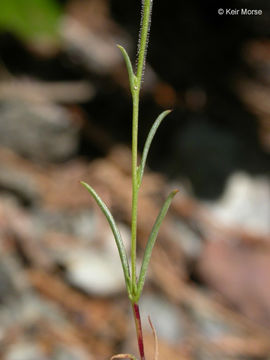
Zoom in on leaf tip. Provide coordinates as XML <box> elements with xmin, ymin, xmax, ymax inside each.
<box><xmin>80</xmin><ymin>181</ymin><xmax>89</xmax><ymax>190</ymax></box>
<box><xmin>171</xmin><ymin>189</ymin><xmax>179</xmax><ymax>196</ymax></box>
<box><xmin>162</xmin><ymin>109</ymin><xmax>173</xmax><ymax>117</ymax></box>
<box><xmin>116</xmin><ymin>44</ymin><xmax>126</xmax><ymax>55</ymax></box>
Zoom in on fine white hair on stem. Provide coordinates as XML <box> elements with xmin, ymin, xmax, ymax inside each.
<box><xmin>136</xmin><ymin>0</ymin><xmax>153</xmax><ymax>83</ymax></box>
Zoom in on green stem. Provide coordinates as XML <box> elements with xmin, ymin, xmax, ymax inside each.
<box><xmin>137</xmin><ymin>0</ymin><xmax>152</xmax><ymax>88</ymax></box>
<box><xmin>131</xmin><ymin>93</ymin><xmax>139</xmax><ymax>291</ymax></box>
<box><xmin>131</xmin><ymin>0</ymin><xmax>152</xmax><ymax>297</ymax></box>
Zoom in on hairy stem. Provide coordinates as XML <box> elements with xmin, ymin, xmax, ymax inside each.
<box><xmin>130</xmin><ymin>1</ymin><xmax>153</xmax><ymax>359</ymax></box>
<box><xmin>132</xmin><ymin>302</ymin><xmax>145</xmax><ymax>360</ymax></box>
<box><xmin>137</xmin><ymin>0</ymin><xmax>153</xmax><ymax>88</ymax></box>
<box><xmin>131</xmin><ymin>93</ymin><xmax>139</xmax><ymax>291</ymax></box>
<box><xmin>131</xmin><ymin>0</ymin><xmax>152</xmax><ymax>298</ymax></box>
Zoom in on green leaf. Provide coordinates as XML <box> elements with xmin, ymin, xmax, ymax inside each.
<box><xmin>135</xmin><ymin>189</ymin><xmax>178</xmax><ymax>301</ymax></box>
<box><xmin>138</xmin><ymin>110</ymin><xmax>172</xmax><ymax>188</ymax></box>
<box><xmin>117</xmin><ymin>44</ymin><xmax>137</xmax><ymax>94</ymax></box>
<box><xmin>80</xmin><ymin>181</ymin><xmax>131</xmax><ymax>293</ymax></box>
<box><xmin>0</xmin><ymin>0</ymin><xmax>62</xmax><ymax>43</ymax></box>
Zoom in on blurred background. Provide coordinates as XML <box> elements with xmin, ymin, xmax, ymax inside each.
<box><xmin>0</xmin><ymin>0</ymin><xmax>270</xmax><ymax>359</ymax></box>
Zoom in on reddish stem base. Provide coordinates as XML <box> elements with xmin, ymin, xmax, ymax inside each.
<box><xmin>132</xmin><ymin>302</ymin><xmax>145</xmax><ymax>360</ymax></box>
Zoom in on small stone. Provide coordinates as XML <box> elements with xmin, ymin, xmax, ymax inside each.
<box><xmin>32</xmin><ymin>209</ymin><xmax>96</xmax><ymax>242</ymax></box>
<box><xmin>140</xmin><ymin>294</ymin><xmax>186</xmax><ymax>344</ymax></box>
<box><xmin>0</xmin><ymin>101</ymin><xmax>79</xmax><ymax>162</ymax></box>
<box><xmin>173</xmin><ymin>219</ymin><xmax>202</xmax><ymax>260</ymax></box>
<box><xmin>204</xmin><ymin>172</ymin><xmax>270</xmax><ymax>235</ymax></box>
<box><xmin>52</xmin><ymin>345</ymin><xmax>92</xmax><ymax>360</ymax></box>
<box><xmin>66</xmin><ymin>249</ymin><xmax>126</xmax><ymax>296</ymax></box>
<box><xmin>5</xmin><ymin>343</ymin><xmax>48</xmax><ymax>360</ymax></box>
<box><xmin>0</xmin><ymin>164</ymin><xmax>40</xmax><ymax>206</ymax></box>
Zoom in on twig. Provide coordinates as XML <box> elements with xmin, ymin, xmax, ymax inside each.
<box><xmin>148</xmin><ymin>316</ymin><xmax>159</xmax><ymax>360</ymax></box>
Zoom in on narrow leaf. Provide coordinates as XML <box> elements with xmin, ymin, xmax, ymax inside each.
<box><xmin>80</xmin><ymin>181</ymin><xmax>131</xmax><ymax>289</ymax></box>
<box><xmin>138</xmin><ymin>110</ymin><xmax>172</xmax><ymax>187</ymax></box>
<box><xmin>136</xmin><ymin>189</ymin><xmax>178</xmax><ymax>300</ymax></box>
<box><xmin>117</xmin><ymin>44</ymin><xmax>137</xmax><ymax>93</ymax></box>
